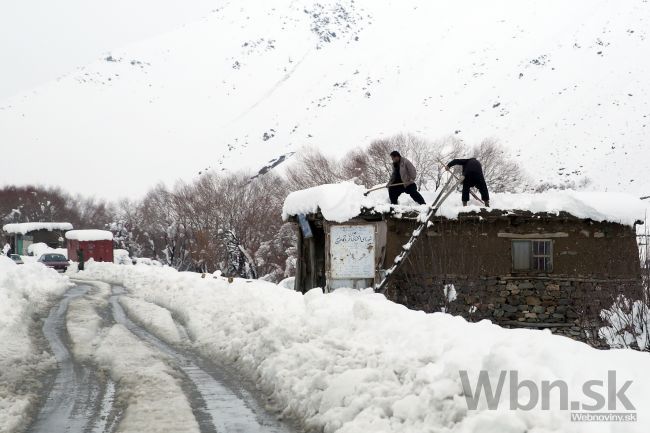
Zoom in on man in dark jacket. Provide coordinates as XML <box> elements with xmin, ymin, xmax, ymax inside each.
<box><xmin>446</xmin><ymin>158</ymin><xmax>490</xmax><ymax>207</ymax></box>
<box><xmin>387</xmin><ymin>151</ymin><xmax>426</xmax><ymax>205</ymax></box>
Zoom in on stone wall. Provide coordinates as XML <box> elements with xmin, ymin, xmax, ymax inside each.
<box><xmin>383</xmin><ymin>212</ymin><xmax>642</xmax><ymax>347</ymax></box>
<box><xmin>386</xmin><ymin>274</ymin><xmax>643</xmax><ymax>347</ymax></box>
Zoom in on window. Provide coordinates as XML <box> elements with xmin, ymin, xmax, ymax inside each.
<box><xmin>511</xmin><ymin>240</ymin><xmax>553</xmax><ymax>272</ymax></box>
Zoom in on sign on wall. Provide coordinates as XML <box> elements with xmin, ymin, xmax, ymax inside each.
<box><xmin>330</xmin><ymin>224</ymin><xmax>376</xmax><ymax>279</ymax></box>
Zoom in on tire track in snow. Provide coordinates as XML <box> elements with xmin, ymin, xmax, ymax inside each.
<box><xmin>27</xmin><ymin>285</ymin><xmax>119</xmax><ymax>433</ymax></box>
<box><xmin>109</xmin><ymin>286</ymin><xmax>297</xmax><ymax>433</ymax></box>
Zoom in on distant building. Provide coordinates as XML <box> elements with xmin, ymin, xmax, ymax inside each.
<box><xmin>2</xmin><ymin>222</ymin><xmax>73</xmax><ymax>255</ymax></box>
<box><xmin>66</xmin><ymin>230</ymin><xmax>114</xmax><ymax>263</ymax></box>
<box><xmin>284</xmin><ymin>187</ymin><xmax>646</xmax><ymax>347</ymax></box>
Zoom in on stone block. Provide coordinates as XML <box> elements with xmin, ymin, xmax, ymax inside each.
<box><xmin>526</xmin><ymin>296</ymin><xmax>542</xmax><ymax>306</ymax></box>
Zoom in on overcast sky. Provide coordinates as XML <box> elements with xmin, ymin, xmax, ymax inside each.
<box><xmin>0</xmin><ymin>0</ymin><xmax>218</xmax><ymax>100</ymax></box>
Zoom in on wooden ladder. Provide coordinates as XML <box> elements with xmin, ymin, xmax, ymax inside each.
<box><xmin>375</xmin><ymin>173</ymin><xmax>463</xmax><ymax>293</ymax></box>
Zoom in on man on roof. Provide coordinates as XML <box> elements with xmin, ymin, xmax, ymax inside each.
<box><xmin>445</xmin><ymin>157</ymin><xmax>490</xmax><ymax>207</ymax></box>
<box><xmin>387</xmin><ymin>151</ymin><xmax>426</xmax><ymax>205</ymax></box>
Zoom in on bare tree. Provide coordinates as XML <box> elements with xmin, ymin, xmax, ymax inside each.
<box><xmin>471</xmin><ymin>138</ymin><xmax>526</xmax><ymax>193</ymax></box>
<box><xmin>285</xmin><ymin>147</ymin><xmax>343</xmax><ymax>190</ymax></box>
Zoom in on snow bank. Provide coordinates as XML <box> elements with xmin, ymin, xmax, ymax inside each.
<box><xmin>65</xmin><ymin>229</ymin><xmax>113</xmax><ymax>241</ymax></box>
<box><xmin>114</xmin><ymin>249</ymin><xmax>131</xmax><ymax>265</ymax></box>
<box><xmin>283</xmin><ymin>182</ymin><xmax>647</xmax><ymax>226</ymax></box>
<box><xmin>2</xmin><ymin>222</ymin><xmax>73</xmax><ymax>235</ymax></box>
<box><xmin>0</xmin><ymin>256</ymin><xmax>72</xmax><ymax>433</ymax></box>
<box><xmin>27</xmin><ymin>242</ymin><xmax>68</xmax><ymax>259</ymax></box>
<box><xmin>76</xmin><ymin>262</ymin><xmax>650</xmax><ymax>433</ymax></box>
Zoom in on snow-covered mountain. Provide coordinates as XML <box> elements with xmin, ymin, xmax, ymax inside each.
<box><xmin>1</xmin><ymin>0</ymin><xmax>649</xmax><ymax>199</ymax></box>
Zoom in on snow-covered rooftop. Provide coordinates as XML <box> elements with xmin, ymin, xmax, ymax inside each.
<box><xmin>282</xmin><ymin>182</ymin><xmax>647</xmax><ymax>226</ymax></box>
<box><xmin>65</xmin><ymin>230</ymin><xmax>114</xmax><ymax>242</ymax></box>
<box><xmin>2</xmin><ymin>222</ymin><xmax>73</xmax><ymax>235</ymax></box>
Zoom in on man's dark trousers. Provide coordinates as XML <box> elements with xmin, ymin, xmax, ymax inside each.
<box><xmin>389</xmin><ymin>183</ymin><xmax>426</xmax><ymax>205</ymax></box>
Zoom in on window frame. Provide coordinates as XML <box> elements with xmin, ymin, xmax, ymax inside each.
<box><xmin>511</xmin><ymin>239</ymin><xmax>553</xmax><ymax>273</ymax></box>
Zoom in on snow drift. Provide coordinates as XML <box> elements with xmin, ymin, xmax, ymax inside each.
<box><xmin>75</xmin><ymin>262</ymin><xmax>650</xmax><ymax>433</ymax></box>
<box><xmin>0</xmin><ymin>256</ymin><xmax>72</xmax><ymax>432</ymax></box>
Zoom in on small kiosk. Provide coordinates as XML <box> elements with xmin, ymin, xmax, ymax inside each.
<box><xmin>66</xmin><ymin>230</ymin><xmax>114</xmax><ymax>263</ymax></box>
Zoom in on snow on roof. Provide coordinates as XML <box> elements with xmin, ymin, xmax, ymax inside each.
<box><xmin>65</xmin><ymin>230</ymin><xmax>114</xmax><ymax>241</ymax></box>
<box><xmin>282</xmin><ymin>182</ymin><xmax>374</xmax><ymax>223</ymax></box>
<box><xmin>282</xmin><ymin>182</ymin><xmax>647</xmax><ymax>226</ymax></box>
<box><xmin>2</xmin><ymin>222</ymin><xmax>73</xmax><ymax>235</ymax></box>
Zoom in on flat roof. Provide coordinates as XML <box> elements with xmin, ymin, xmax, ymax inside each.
<box><xmin>3</xmin><ymin>222</ymin><xmax>73</xmax><ymax>235</ymax></box>
<box><xmin>65</xmin><ymin>230</ymin><xmax>113</xmax><ymax>241</ymax></box>
<box><xmin>283</xmin><ymin>182</ymin><xmax>647</xmax><ymax>227</ymax></box>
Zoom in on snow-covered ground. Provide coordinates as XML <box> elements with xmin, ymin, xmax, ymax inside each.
<box><xmin>0</xmin><ymin>256</ymin><xmax>72</xmax><ymax>432</ymax></box>
<box><xmin>2</xmin><ymin>0</ymin><xmax>650</xmax><ymax>199</ymax></box>
<box><xmin>73</xmin><ymin>262</ymin><xmax>650</xmax><ymax>433</ymax></box>
<box><xmin>282</xmin><ymin>181</ymin><xmax>648</xmax><ymax>225</ymax></box>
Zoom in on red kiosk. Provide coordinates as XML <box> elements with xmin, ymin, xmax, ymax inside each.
<box><xmin>66</xmin><ymin>230</ymin><xmax>114</xmax><ymax>263</ymax></box>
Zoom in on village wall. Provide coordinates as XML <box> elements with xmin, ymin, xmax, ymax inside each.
<box><xmin>384</xmin><ymin>214</ymin><xmax>642</xmax><ymax>347</ymax></box>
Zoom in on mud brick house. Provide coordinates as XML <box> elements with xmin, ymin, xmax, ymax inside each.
<box><xmin>283</xmin><ymin>183</ymin><xmax>646</xmax><ymax>346</ymax></box>
<box><xmin>2</xmin><ymin>222</ymin><xmax>73</xmax><ymax>255</ymax></box>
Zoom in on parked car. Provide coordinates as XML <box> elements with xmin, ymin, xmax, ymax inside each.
<box><xmin>38</xmin><ymin>253</ymin><xmax>69</xmax><ymax>272</ymax></box>
<box><xmin>10</xmin><ymin>254</ymin><xmax>24</xmax><ymax>265</ymax></box>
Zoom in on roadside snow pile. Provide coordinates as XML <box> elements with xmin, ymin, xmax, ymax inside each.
<box><xmin>2</xmin><ymin>222</ymin><xmax>73</xmax><ymax>235</ymax></box>
<box><xmin>283</xmin><ymin>182</ymin><xmax>646</xmax><ymax>226</ymax></box>
<box><xmin>76</xmin><ymin>262</ymin><xmax>650</xmax><ymax>433</ymax></box>
<box><xmin>114</xmin><ymin>249</ymin><xmax>131</xmax><ymax>265</ymax></box>
<box><xmin>27</xmin><ymin>242</ymin><xmax>68</xmax><ymax>259</ymax></box>
<box><xmin>0</xmin><ymin>256</ymin><xmax>72</xmax><ymax>433</ymax></box>
<box><xmin>65</xmin><ymin>229</ymin><xmax>113</xmax><ymax>241</ymax></box>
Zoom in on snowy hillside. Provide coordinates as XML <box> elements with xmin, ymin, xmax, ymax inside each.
<box><xmin>1</xmin><ymin>0</ymin><xmax>649</xmax><ymax>199</ymax></box>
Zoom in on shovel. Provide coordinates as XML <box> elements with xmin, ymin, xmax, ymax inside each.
<box><xmin>363</xmin><ymin>183</ymin><xmax>404</xmax><ymax>196</ymax></box>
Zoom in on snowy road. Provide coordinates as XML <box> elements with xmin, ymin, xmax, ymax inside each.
<box><xmin>27</xmin><ymin>283</ymin><xmax>299</xmax><ymax>433</ymax></box>
<box><xmin>27</xmin><ymin>284</ymin><xmax>119</xmax><ymax>433</ymax></box>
